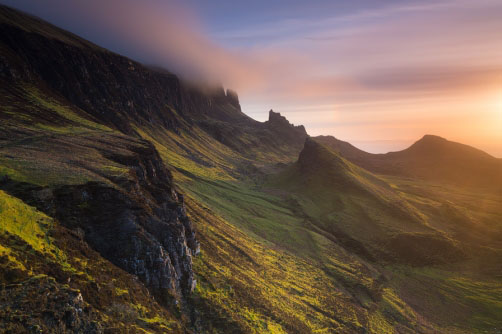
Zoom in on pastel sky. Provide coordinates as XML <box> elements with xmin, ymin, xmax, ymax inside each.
<box><xmin>3</xmin><ymin>0</ymin><xmax>502</xmax><ymax>156</ymax></box>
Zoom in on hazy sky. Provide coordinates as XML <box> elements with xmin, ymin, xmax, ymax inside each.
<box><xmin>3</xmin><ymin>0</ymin><xmax>502</xmax><ymax>156</ymax></box>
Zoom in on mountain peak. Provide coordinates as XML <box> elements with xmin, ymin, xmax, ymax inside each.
<box><xmin>225</xmin><ymin>88</ymin><xmax>240</xmax><ymax>110</ymax></box>
<box><xmin>406</xmin><ymin>135</ymin><xmax>449</xmax><ymax>152</ymax></box>
<box><xmin>298</xmin><ymin>137</ymin><xmax>348</xmax><ymax>173</ymax></box>
<box><xmin>268</xmin><ymin>109</ymin><xmax>286</xmax><ymax>123</ymax></box>
<box><xmin>267</xmin><ymin>109</ymin><xmax>307</xmax><ymax>135</ymax></box>
<box><xmin>418</xmin><ymin>134</ymin><xmax>447</xmax><ymax>143</ymax></box>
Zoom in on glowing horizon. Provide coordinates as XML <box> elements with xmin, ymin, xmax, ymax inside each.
<box><xmin>3</xmin><ymin>0</ymin><xmax>501</xmax><ymax>156</ymax></box>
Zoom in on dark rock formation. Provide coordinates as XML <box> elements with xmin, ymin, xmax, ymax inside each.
<box><xmin>267</xmin><ymin>109</ymin><xmax>306</xmax><ymax>135</ymax></box>
<box><xmin>56</xmin><ymin>143</ymin><xmax>199</xmax><ymax>303</ymax></box>
<box><xmin>2</xmin><ymin>140</ymin><xmax>199</xmax><ymax>307</ymax></box>
<box><xmin>265</xmin><ymin>110</ymin><xmax>308</xmax><ymax>147</ymax></box>
<box><xmin>0</xmin><ymin>275</ymin><xmax>103</xmax><ymax>334</ymax></box>
<box><xmin>225</xmin><ymin>89</ymin><xmax>241</xmax><ymax>110</ymax></box>
<box><xmin>0</xmin><ymin>5</ymin><xmax>249</xmax><ymax>135</ymax></box>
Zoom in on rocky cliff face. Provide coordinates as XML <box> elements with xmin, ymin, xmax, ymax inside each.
<box><xmin>2</xmin><ymin>139</ymin><xmax>199</xmax><ymax>307</ymax></box>
<box><xmin>0</xmin><ymin>5</ymin><xmax>243</xmax><ymax>135</ymax></box>
<box><xmin>0</xmin><ymin>5</ymin><xmax>204</xmax><ymax>308</ymax></box>
<box><xmin>52</xmin><ymin>143</ymin><xmax>200</xmax><ymax>302</ymax></box>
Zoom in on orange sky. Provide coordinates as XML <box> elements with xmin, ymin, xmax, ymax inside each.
<box><xmin>4</xmin><ymin>0</ymin><xmax>502</xmax><ymax>156</ymax></box>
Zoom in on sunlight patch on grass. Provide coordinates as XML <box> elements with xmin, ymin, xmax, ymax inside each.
<box><xmin>24</xmin><ymin>85</ymin><xmax>112</xmax><ymax>132</ymax></box>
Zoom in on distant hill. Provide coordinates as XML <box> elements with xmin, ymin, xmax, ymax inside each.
<box><xmin>269</xmin><ymin>138</ymin><xmax>465</xmax><ymax>265</ymax></box>
<box><xmin>315</xmin><ymin>134</ymin><xmax>502</xmax><ymax>192</ymax></box>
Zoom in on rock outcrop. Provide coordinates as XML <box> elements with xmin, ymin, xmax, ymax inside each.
<box><xmin>53</xmin><ymin>143</ymin><xmax>199</xmax><ymax>303</ymax></box>
<box><xmin>0</xmin><ymin>275</ymin><xmax>103</xmax><ymax>334</ymax></box>
<box><xmin>267</xmin><ymin>109</ymin><xmax>307</xmax><ymax>135</ymax></box>
<box><xmin>2</xmin><ymin>140</ymin><xmax>199</xmax><ymax>307</ymax></box>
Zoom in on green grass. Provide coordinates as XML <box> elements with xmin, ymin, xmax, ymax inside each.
<box><xmin>0</xmin><ymin>83</ymin><xmax>140</xmax><ymax>187</ymax></box>
<box><xmin>25</xmin><ymin>85</ymin><xmax>113</xmax><ymax>133</ymax></box>
<box><xmin>388</xmin><ymin>265</ymin><xmax>502</xmax><ymax>333</ymax></box>
<box><xmin>0</xmin><ymin>190</ymin><xmax>91</xmax><ymax>277</ymax></box>
<box><xmin>0</xmin><ymin>154</ymin><xmax>95</xmax><ymax>186</ymax></box>
<box><xmin>175</xmin><ymin>137</ymin><xmax>502</xmax><ymax>333</ymax></box>
<box><xmin>188</xmin><ymin>196</ymin><xmax>418</xmax><ymax>333</ymax></box>
<box><xmin>0</xmin><ymin>189</ymin><xmax>56</xmax><ymax>255</ymax></box>
<box><xmin>136</xmin><ymin>126</ymin><xmax>240</xmax><ymax>182</ymax></box>
<box><xmin>183</xmin><ymin>179</ymin><xmax>324</xmax><ymax>258</ymax></box>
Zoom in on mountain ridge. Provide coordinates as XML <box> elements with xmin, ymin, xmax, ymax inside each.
<box><xmin>315</xmin><ymin>134</ymin><xmax>502</xmax><ymax>192</ymax></box>
<box><xmin>269</xmin><ymin>138</ymin><xmax>467</xmax><ymax>265</ymax></box>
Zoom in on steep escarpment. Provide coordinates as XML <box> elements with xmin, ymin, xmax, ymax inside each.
<box><xmin>0</xmin><ymin>4</ymin><xmax>312</xmax><ymax>189</ymax></box>
<box><xmin>0</xmin><ymin>4</ymin><xmax>305</xmax><ymax>165</ymax></box>
<box><xmin>0</xmin><ymin>4</ymin><xmax>231</xmax><ymax>134</ymax></box>
<box><xmin>52</xmin><ymin>143</ymin><xmax>199</xmax><ymax>300</ymax></box>
<box><xmin>0</xmin><ymin>64</ymin><xmax>199</xmax><ymax>330</ymax></box>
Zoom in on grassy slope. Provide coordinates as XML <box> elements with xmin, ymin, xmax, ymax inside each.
<box><xmin>0</xmin><ymin>83</ymin><xmax>138</xmax><ymax>187</ymax></box>
<box><xmin>267</xmin><ymin>139</ymin><xmax>438</xmax><ymax>258</ymax></box>
<box><xmin>169</xmin><ymin>135</ymin><xmax>502</xmax><ymax>333</ymax></box>
<box><xmin>2</xmin><ymin>77</ymin><xmax>501</xmax><ymax>333</ymax></box>
<box><xmin>186</xmin><ymin>195</ymin><xmax>427</xmax><ymax>334</ymax></box>
<box><xmin>0</xmin><ymin>83</ymin><xmax>188</xmax><ymax>333</ymax></box>
<box><xmin>131</xmin><ymin>121</ymin><xmax>437</xmax><ymax>332</ymax></box>
<box><xmin>0</xmin><ymin>190</ymin><xmax>183</xmax><ymax>333</ymax></box>
<box><xmin>0</xmin><ymin>26</ymin><xmax>500</xmax><ymax>333</ymax></box>
<box><xmin>382</xmin><ymin>175</ymin><xmax>502</xmax><ymax>331</ymax></box>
